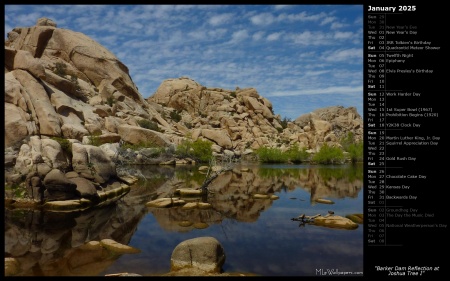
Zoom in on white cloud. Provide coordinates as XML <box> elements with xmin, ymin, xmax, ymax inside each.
<box><xmin>208</xmin><ymin>13</ymin><xmax>234</xmax><ymax>26</ymax></box>
<box><xmin>299</xmin><ymin>51</ymin><xmax>317</xmax><ymax>58</ymax></box>
<box><xmin>207</xmin><ymin>28</ymin><xmax>228</xmax><ymax>38</ymax></box>
<box><xmin>321</xmin><ymin>48</ymin><xmax>363</xmax><ymax>62</ymax></box>
<box><xmin>274</xmin><ymin>5</ymin><xmax>290</xmax><ymax>10</ymax></box>
<box><xmin>252</xmin><ymin>31</ymin><xmax>265</xmax><ymax>41</ymax></box>
<box><xmin>97</xmin><ymin>35</ymin><xmax>119</xmax><ymax>46</ymax></box>
<box><xmin>188</xmin><ymin>30</ymin><xmax>207</xmax><ymax>40</ymax></box>
<box><xmin>320</xmin><ymin>16</ymin><xmax>336</xmax><ymax>26</ymax></box>
<box><xmin>5</xmin><ymin>24</ymin><xmax>12</xmax><ymax>38</ymax></box>
<box><xmin>334</xmin><ymin>31</ymin><xmax>355</xmax><ymax>40</ymax></box>
<box><xmin>15</xmin><ymin>12</ymin><xmax>42</xmax><ymax>26</ymax></box>
<box><xmin>230</xmin><ymin>29</ymin><xmax>249</xmax><ymax>43</ymax></box>
<box><xmin>267</xmin><ymin>86</ymin><xmax>363</xmax><ymax>97</ymax></box>
<box><xmin>304</xmin><ymin>70</ymin><xmax>330</xmax><ymax>76</ymax></box>
<box><xmin>279</xmin><ymin>11</ymin><xmax>327</xmax><ymax>22</ymax></box>
<box><xmin>250</xmin><ymin>13</ymin><xmax>275</xmax><ymax>26</ymax></box>
<box><xmin>267</xmin><ymin>32</ymin><xmax>283</xmax><ymax>41</ymax></box>
<box><xmin>287</xmin><ymin>31</ymin><xmax>332</xmax><ymax>46</ymax></box>
<box><xmin>330</xmin><ymin>22</ymin><xmax>346</xmax><ymax>29</ymax></box>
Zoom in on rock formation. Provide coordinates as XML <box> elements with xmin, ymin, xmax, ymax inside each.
<box><xmin>4</xmin><ymin>17</ymin><xmax>363</xmax><ymax>208</ymax></box>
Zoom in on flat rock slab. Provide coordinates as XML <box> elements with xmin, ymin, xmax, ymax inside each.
<box><xmin>313</xmin><ymin>215</ymin><xmax>358</xmax><ymax>230</ymax></box>
<box><xmin>146</xmin><ymin>197</ymin><xmax>185</xmax><ymax>208</ymax></box>
<box><xmin>315</xmin><ymin>198</ymin><xmax>335</xmax><ymax>204</ymax></box>
<box><xmin>100</xmin><ymin>239</ymin><xmax>140</xmax><ymax>254</ymax></box>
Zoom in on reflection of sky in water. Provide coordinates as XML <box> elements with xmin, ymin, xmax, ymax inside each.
<box><xmin>103</xmin><ymin>180</ymin><xmax>363</xmax><ymax>276</ymax></box>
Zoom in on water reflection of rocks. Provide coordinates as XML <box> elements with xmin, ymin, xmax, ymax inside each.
<box><xmin>146</xmin><ymin>164</ymin><xmax>362</xmax><ymax>229</ymax></box>
<box><xmin>4</xmin><ymin>179</ymin><xmax>156</xmax><ymax>276</ymax></box>
<box><xmin>5</xmin><ymin>164</ymin><xmax>362</xmax><ymax>276</ymax></box>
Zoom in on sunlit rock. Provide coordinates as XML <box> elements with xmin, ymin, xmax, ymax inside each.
<box><xmin>100</xmin><ymin>238</ymin><xmax>140</xmax><ymax>254</ymax></box>
<box><xmin>313</xmin><ymin>215</ymin><xmax>359</xmax><ymax>230</ymax></box>
<box><xmin>5</xmin><ymin>257</ymin><xmax>20</xmax><ymax>276</ymax></box>
<box><xmin>182</xmin><ymin>202</ymin><xmax>198</xmax><ymax>209</ymax></box>
<box><xmin>315</xmin><ymin>198</ymin><xmax>335</xmax><ymax>204</ymax></box>
<box><xmin>175</xmin><ymin>188</ymin><xmax>203</xmax><ymax>197</ymax></box>
<box><xmin>198</xmin><ymin>202</ymin><xmax>212</xmax><ymax>209</ymax></box>
<box><xmin>42</xmin><ymin>199</ymin><xmax>83</xmax><ymax>211</ymax></box>
<box><xmin>146</xmin><ymin>197</ymin><xmax>185</xmax><ymax>208</ymax></box>
<box><xmin>79</xmin><ymin>240</ymin><xmax>103</xmax><ymax>251</ymax></box>
<box><xmin>253</xmin><ymin>193</ymin><xmax>270</xmax><ymax>199</ymax></box>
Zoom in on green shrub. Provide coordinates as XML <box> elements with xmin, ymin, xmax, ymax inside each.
<box><xmin>347</xmin><ymin>142</ymin><xmax>364</xmax><ymax>163</ymax></box>
<box><xmin>5</xmin><ymin>183</ymin><xmax>28</xmax><ymax>199</ymax></box>
<box><xmin>340</xmin><ymin>132</ymin><xmax>363</xmax><ymax>163</ymax></box>
<box><xmin>175</xmin><ymin>138</ymin><xmax>213</xmax><ymax>163</ymax></box>
<box><xmin>170</xmin><ymin>110</ymin><xmax>182</xmax><ymax>122</ymax></box>
<box><xmin>184</xmin><ymin>122</ymin><xmax>192</xmax><ymax>129</ymax></box>
<box><xmin>70</xmin><ymin>74</ymin><xmax>77</xmax><ymax>83</ymax></box>
<box><xmin>51</xmin><ymin>137</ymin><xmax>72</xmax><ymax>159</ymax></box>
<box><xmin>255</xmin><ymin>147</ymin><xmax>288</xmax><ymax>163</ymax></box>
<box><xmin>175</xmin><ymin>139</ymin><xmax>191</xmax><ymax>157</ymax></box>
<box><xmin>286</xmin><ymin>144</ymin><xmax>309</xmax><ymax>163</ymax></box>
<box><xmin>340</xmin><ymin>132</ymin><xmax>355</xmax><ymax>151</ymax></box>
<box><xmin>106</xmin><ymin>96</ymin><xmax>115</xmax><ymax>107</ymax></box>
<box><xmin>88</xmin><ymin>132</ymin><xmax>102</xmax><ymax>146</ymax></box>
<box><xmin>191</xmin><ymin>139</ymin><xmax>213</xmax><ymax>163</ymax></box>
<box><xmin>54</xmin><ymin>62</ymin><xmax>67</xmax><ymax>77</ymax></box>
<box><xmin>70</xmin><ymin>74</ymin><xmax>81</xmax><ymax>91</ymax></box>
<box><xmin>280</xmin><ymin>117</ymin><xmax>291</xmax><ymax>129</ymax></box>
<box><xmin>137</xmin><ymin>119</ymin><xmax>162</xmax><ymax>132</ymax></box>
<box><xmin>255</xmin><ymin>145</ymin><xmax>309</xmax><ymax>163</ymax></box>
<box><xmin>312</xmin><ymin>143</ymin><xmax>345</xmax><ymax>164</ymax></box>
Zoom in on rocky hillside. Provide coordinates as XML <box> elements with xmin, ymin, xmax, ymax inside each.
<box><xmin>147</xmin><ymin>77</ymin><xmax>363</xmax><ymax>155</ymax></box>
<box><xmin>4</xmin><ymin>18</ymin><xmax>363</xmax><ymax>208</ymax></box>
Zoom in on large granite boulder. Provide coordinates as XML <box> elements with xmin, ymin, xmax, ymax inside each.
<box><xmin>170</xmin><ymin>236</ymin><xmax>226</xmax><ymax>274</ymax></box>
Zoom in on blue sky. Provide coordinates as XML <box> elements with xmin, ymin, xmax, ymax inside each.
<box><xmin>5</xmin><ymin>4</ymin><xmax>363</xmax><ymax>120</ymax></box>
